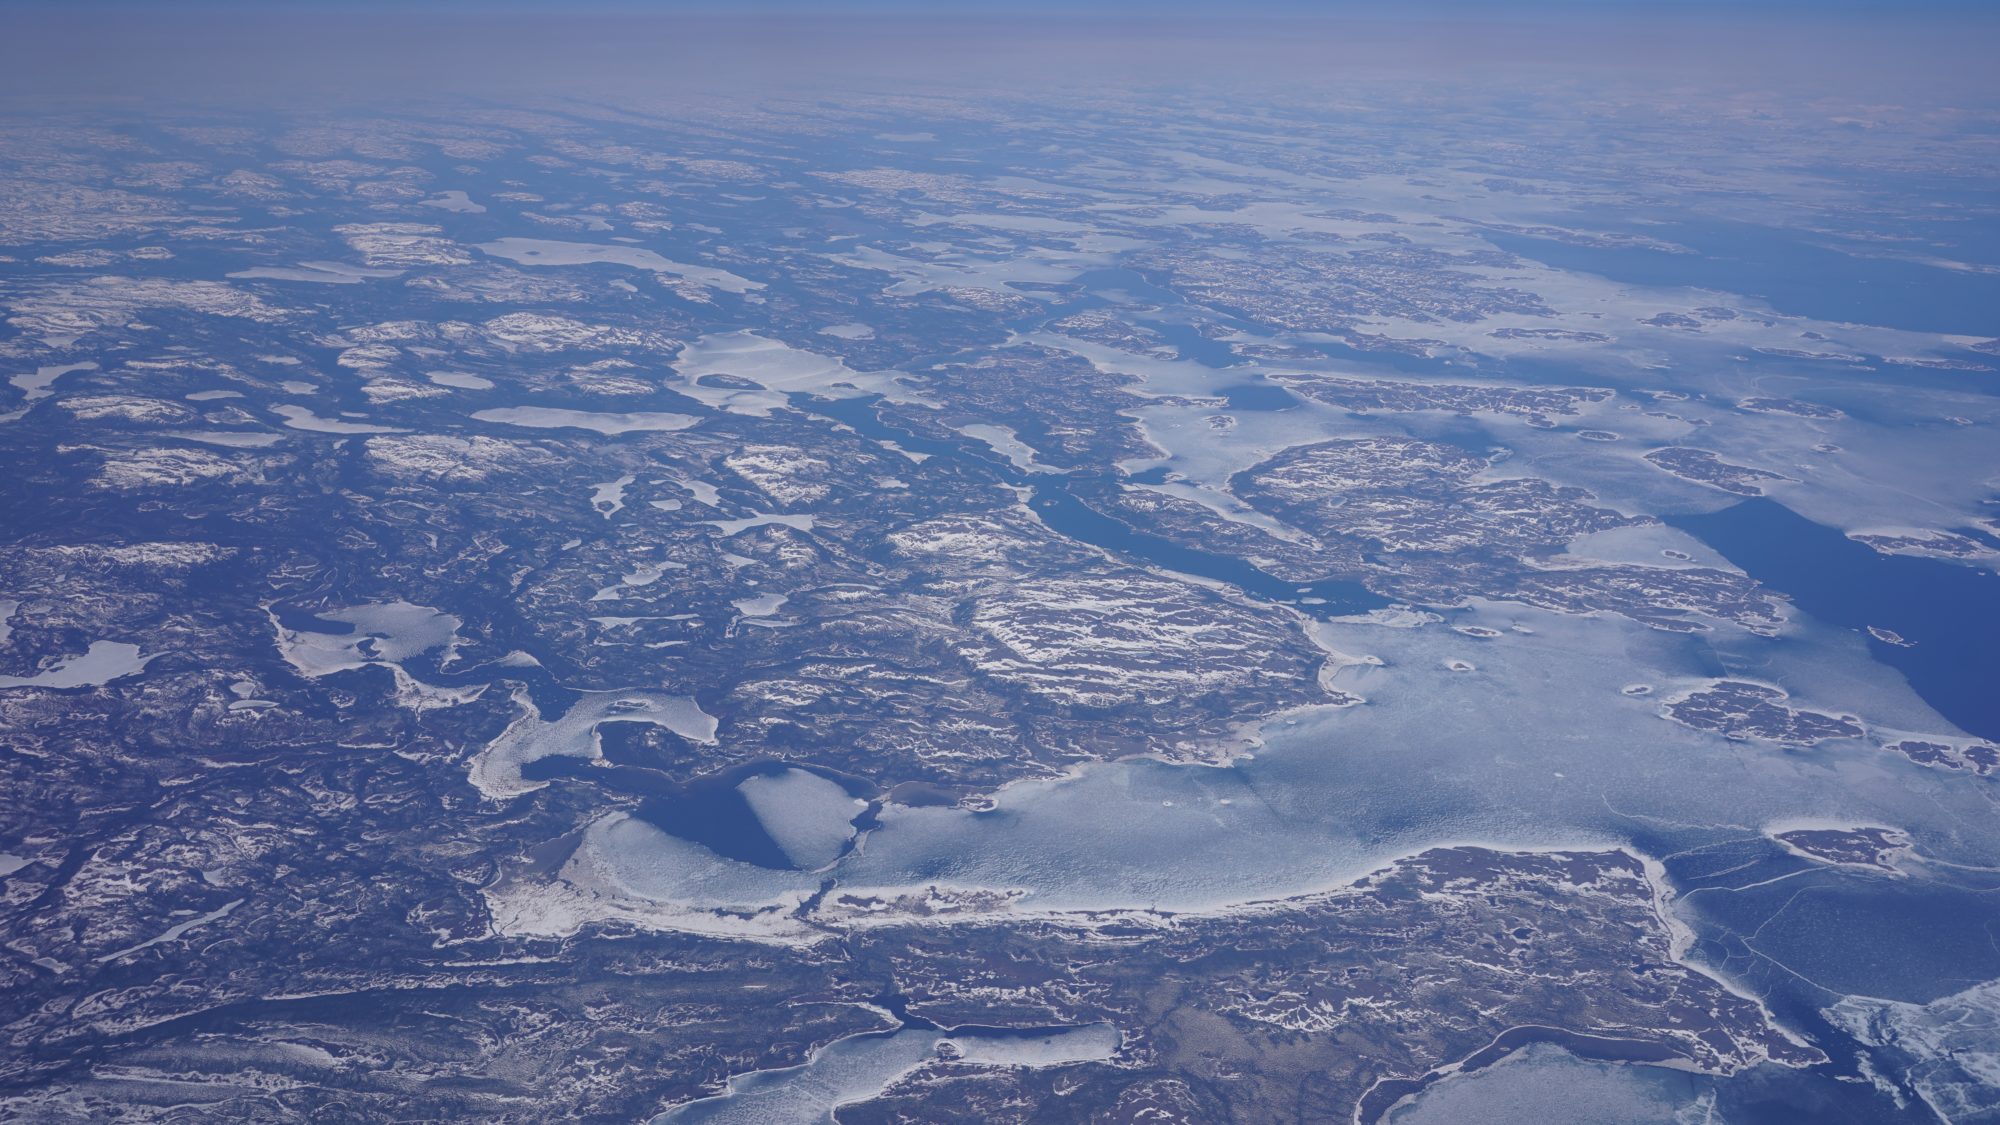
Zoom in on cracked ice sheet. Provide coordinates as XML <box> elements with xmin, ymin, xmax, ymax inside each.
<box><xmin>1825</xmin><ymin>977</ymin><xmax>2000</xmax><ymax>1124</ymax></box>
<box><xmin>504</xmin><ymin>603</ymin><xmax>1999</xmax><ymax>941</ymax></box>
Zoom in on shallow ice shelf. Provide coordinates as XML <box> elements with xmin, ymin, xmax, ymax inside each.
<box><xmin>472</xmin><ymin>406</ymin><xmax>697</xmax><ymax>435</ymax></box>
<box><xmin>476</xmin><ymin>237</ymin><xmax>761</xmax><ymax>294</ymax></box>
<box><xmin>652</xmin><ymin>1023</ymin><xmax>1118</xmax><ymax>1124</ymax></box>
<box><xmin>1384</xmin><ymin>1042</ymin><xmax>1716</xmax><ymax>1125</ymax></box>
<box><xmin>273</xmin><ymin>601</ymin><xmax>461</xmax><ymax>679</ymax></box>
<box><xmin>739</xmin><ymin>769</ymin><xmax>866</xmax><ymax>870</ymax></box>
<box><xmin>469</xmin><ymin>689</ymin><xmax>719</xmax><ymax>799</ymax></box>
<box><xmin>271</xmin><ymin>404</ymin><xmax>407</xmax><ymax>434</ymax></box>
<box><xmin>228</xmin><ymin>261</ymin><xmax>403</xmax><ymax>284</ymax></box>
<box><xmin>7</xmin><ymin>361</ymin><xmax>95</xmax><ymax>404</ymax></box>
<box><xmin>0</xmin><ymin>641</ymin><xmax>153</xmax><ymax>690</ymax></box>
<box><xmin>672</xmin><ymin>330</ymin><xmax>916</xmax><ymax>417</ymax></box>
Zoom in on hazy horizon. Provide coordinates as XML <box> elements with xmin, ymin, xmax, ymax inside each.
<box><xmin>6</xmin><ymin>3</ymin><xmax>1998</xmax><ymax>109</ymax></box>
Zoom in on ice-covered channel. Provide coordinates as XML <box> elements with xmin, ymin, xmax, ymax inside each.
<box><xmin>499</xmin><ymin>598</ymin><xmax>2000</xmax><ymax>942</ymax></box>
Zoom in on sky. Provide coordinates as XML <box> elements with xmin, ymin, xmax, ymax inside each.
<box><xmin>1</xmin><ymin>2</ymin><xmax>1994</xmax><ymax>108</ymax></box>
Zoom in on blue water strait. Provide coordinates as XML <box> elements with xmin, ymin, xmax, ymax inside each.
<box><xmin>1671</xmin><ymin>498</ymin><xmax>2000</xmax><ymax>742</ymax></box>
